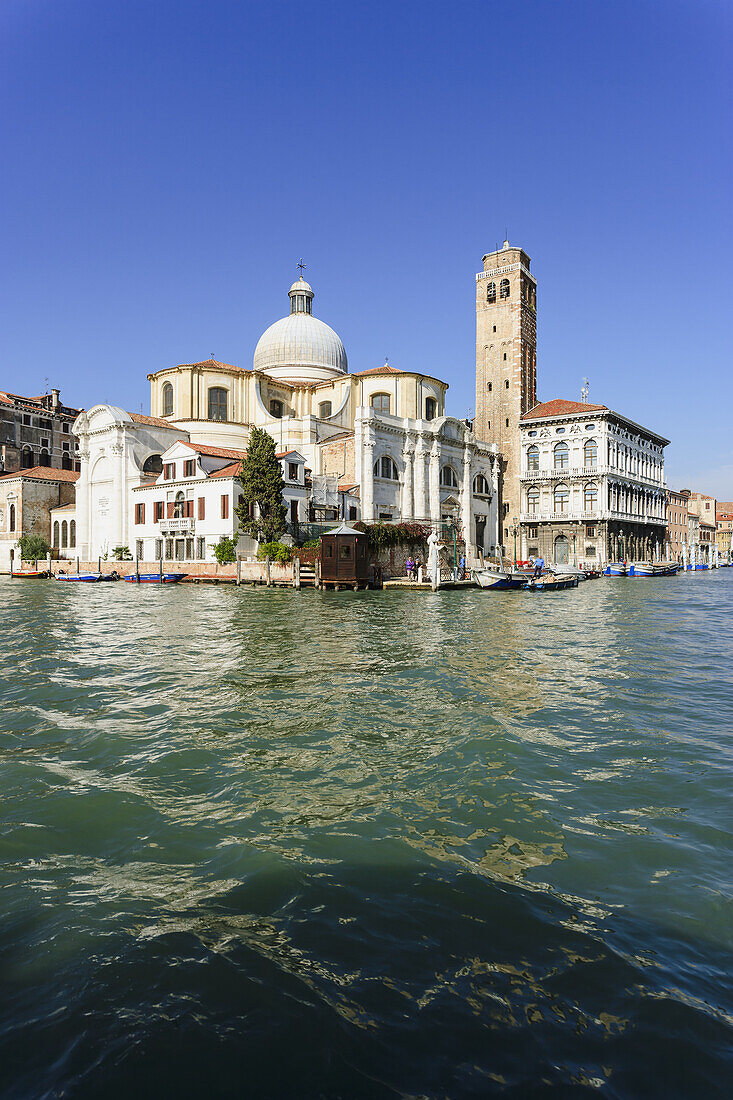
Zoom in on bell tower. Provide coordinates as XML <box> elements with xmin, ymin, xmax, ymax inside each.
<box><xmin>475</xmin><ymin>241</ymin><xmax>537</xmax><ymax>547</ymax></box>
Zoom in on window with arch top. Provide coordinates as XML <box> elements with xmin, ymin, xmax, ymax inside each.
<box><xmin>370</xmin><ymin>393</ymin><xmax>390</xmax><ymax>414</ymax></box>
<box><xmin>61</xmin><ymin>521</ymin><xmax>68</xmax><ymax>549</ymax></box>
<box><xmin>440</xmin><ymin>465</ymin><xmax>458</xmax><ymax>488</ymax></box>
<box><xmin>70</xmin><ymin>520</ymin><xmax>76</xmax><ymax>548</ymax></box>
<box><xmin>584</xmin><ymin>438</ymin><xmax>597</xmax><ymax>467</ymax></box>
<box><xmin>270</xmin><ymin>399</ymin><xmax>283</xmax><ymax>418</ymax></box>
<box><xmin>584</xmin><ymin>483</ymin><xmax>598</xmax><ymax>511</ymax></box>
<box><xmin>554</xmin><ymin>483</ymin><xmax>570</xmax><ymax>513</ymax></box>
<box><xmin>500</xmin><ymin>278</ymin><xmax>510</xmax><ymax>299</ymax></box>
<box><xmin>208</xmin><ymin>387</ymin><xmax>228</xmax><ymax>421</ymax></box>
<box><xmin>527</xmin><ymin>486</ymin><xmax>540</xmax><ymax>514</ymax></box>
<box><xmin>53</xmin><ymin>521</ymin><xmax>60</xmax><ymax>546</ymax></box>
<box><xmin>21</xmin><ymin>446</ymin><xmax>33</xmax><ymax>469</ymax></box>
<box><xmin>173</xmin><ymin>491</ymin><xmax>186</xmax><ymax>518</ymax></box>
<box><xmin>9</xmin><ymin>504</ymin><xmax>15</xmax><ymax>532</ymax></box>
<box><xmin>425</xmin><ymin>397</ymin><xmax>437</xmax><ymax>421</ymax></box>
<box><xmin>162</xmin><ymin>383</ymin><xmax>173</xmax><ymax>417</ymax></box>
<box><xmin>554</xmin><ymin>441</ymin><xmax>569</xmax><ymax>470</ymax></box>
<box><xmin>374</xmin><ymin>455</ymin><xmax>398</xmax><ymax>480</ymax></box>
<box><xmin>527</xmin><ymin>444</ymin><xmax>539</xmax><ymax>471</ymax></box>
<box><xmin>486</xmin><ymin>282</ymin><xmax>496</xmax><ymax>303</ymax></box>
<box><xmin>474</xmin><ymin>474</ymin><xmax>491</xmax><ymax>496</ymax></box>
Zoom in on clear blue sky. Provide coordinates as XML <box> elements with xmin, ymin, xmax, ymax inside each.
<box><xmin>1</xmin><ymin>0</ymin><xmax>731</xmax><ymax>495</ymax></box>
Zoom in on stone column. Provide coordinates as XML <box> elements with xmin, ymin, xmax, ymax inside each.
<box><xmin>112</xmin><ymin>439</ymin><xmax>125</xmax><ymax>554</ymax></box>
<box><xmin>413</xmin><ymin>436</ymin><xmax>427</xmax><ymax>522</ymax></box>
<box><xmin>429</xmin><ymin>440</ymin><xmax>441</xmax><ymax>527</ymax></box>
<box><xmin>461</xmin><ymin>443</ymin><xmax>472</xmax><ymax>549</ymax></box>
<box><xmin>361</xmin><ymin>436</ymin><xmax>375</xmax><ymax>522</ymax></box>
<box><xmin>76</xmin><ymin>448</ymin><xmax>90</xmax><ymax>560</ymax></box>
<box><xmin>400</xmin><ymin>441</ymin><xmax>414</xmax><ymax>521</ymax></box>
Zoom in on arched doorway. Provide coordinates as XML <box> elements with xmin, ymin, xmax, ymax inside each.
<box><xmin>554</xmin><ymin>535</ymin><xmax>569</xmax><ymax>564</ymax></box>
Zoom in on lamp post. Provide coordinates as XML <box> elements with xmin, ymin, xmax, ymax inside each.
<box><xmin>572</xmin><ymin>532</ymin><xmax>577</xmax><ymax>567</ymax></box>
<box><xmin>512</xmin><ymin>516</ymin><xmax>518</xmax><ymax>569</ymax></box>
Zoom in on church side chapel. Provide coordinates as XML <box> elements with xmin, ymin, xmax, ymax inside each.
<box><xmin>73</xmin><ymin>264</ymin><xmax>500</xmax><ymax>564</ymax></box>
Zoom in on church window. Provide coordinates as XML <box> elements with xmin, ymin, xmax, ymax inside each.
<box><xmin>208</xmin><ymin>387</ymin><xmax>228</xmax><ymax>421</ymax></box>
<box><xmin>371</xmin><ymin>393</ymin><xmax>390</xmax><ymax>414</ymax></box>
<box><xmin>493</xmin><ymin>325</ymin><xmax>496</xmax><ymax>333</ymax></box>
<box><xmin>440</xmin><ymin>465</ymin><xmax>458</xmax><ymax>488</ymax></box>
<box><xmin>375</xmin><ymin>455</ymin><xmax>398</xmax><ymax>480</ymax></box>
<box><xmin>9</xmin><ymin>504</ymin><xmax>15</xmax><ymax>532</ymax></box>
<box><xmin>474</xmin><ymin>474</ymin><xmax>490</xmax><ymax>495</ymax></box>
<box><xmin>503</xmin><ymin>353</ymin><xmax>507</xmax><ymax>361</ymax></box>
<box><xmin>554</xmin><ymin>442</ymin><xmax>569</xmax><ymax>469</ymax></box>
<box><xmin>53</xmin><ymin>521</ymin><xmax>59</xmax><ymax>546</ymax></box>
<box><xmin>425</xmin><ymin>397</ymin><xmax>437</xmax><ymax>421</ymax></box>
<box><xmin>487</xmin><ymin>282</ymin><xmax>496</xmax><ymax>303</ymax></box>
<box><xmin>505</xmin><ymin>378</ymin><xmax>509</xmax><ymax>386</ymax></box>
<box><xmin>487</xmin><ymin>382</ymin><xmax>492</xmax><ymax>392</ymax></box>
<box><xmin>584</xmin><ymin>438</ymin><xmax>597</xmax><ymax>467</ymax></box>
<box><xmin>61</xmin><ymin>521</ymin><xmax>68</xmax><ymax>548</ymax></box>
<box><xmin>505</xmin><ymin>418</ymin><xmax>509</xmax><ymax>428</ymax></box>
<box><xmin>70</xmin><ymin>520</ymin><xmax>77</xmax><ymax>548</ymax></box>
<box><xmin>527</xmin><ymin>487</ymin><xmax>540</xmax><ymax>514</ymax></box>
<box><xmin>318</xmin><ymin>401</ymin><xmax>332</xmax><ymax>418</ymax></box>
<box><xmin>527</xmin><ymin>445</ymin><xmax>539</xmax><ymax>471</ymax></box>
<box><xmin>162</xmin><ymin>383</ymin><xmax>173</xmax><ymax>417</ymax></box>
<box><xmin>270</xmin><ymin>399</ymin><xmax>283</xmax><ymax>418</ymax></box>
<box><xmin>584</xmin><ymin>483</ymin><xmax>598</xmax><ymax>511</ymax></box>
<box><xmin>554</xmin><ymin>484</ymin><xmax>569</xmax><ymax>513</ymax></box>
<box><xmin>500</xmin><ymin>279</ymin><xmax>510</xmax><ymax>299</ymax></box>
<box><xmin>143</xmin><ymin>454</ymin><xmax>163</xmax><ymax>476</ymax></box>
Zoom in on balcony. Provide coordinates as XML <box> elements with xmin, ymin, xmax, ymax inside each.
<box><xmin>520</xmin><ymin>464</ymin><xmax>665</xmax><ymax>488</ymax></box>
<box><xmin>160</xmin><ymin>517</ymin><xmax>196</xmax><ymax>534</ymax></box>
<box><xmin>520</xmin><ymin>510</ymin><xmax>666</xmax><ymax>527</ymax></box>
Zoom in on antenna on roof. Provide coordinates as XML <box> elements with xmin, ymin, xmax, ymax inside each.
<box><xmin>43</xmin><ymin>376</ymin><xmax>50</xmax><ymax>393</ymax></box>
<box><xmin>581</xmin><ymin>378</ymin><xmax>589</xmax><ymax>404</ymax></box>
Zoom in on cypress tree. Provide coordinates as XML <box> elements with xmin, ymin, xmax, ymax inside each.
<box><xmin>235</xmin><ymin>426</ymin><xmax>287</xmax><ymax>543</ymax></box>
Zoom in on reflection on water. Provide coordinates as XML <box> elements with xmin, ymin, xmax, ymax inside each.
<box><xmin>1</xmin><ymin>575</ymin><xmax>732</xmax><ymax>1098</ymax></box>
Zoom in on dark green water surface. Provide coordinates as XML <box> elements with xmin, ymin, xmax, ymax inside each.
<box><xmin>1</xmin><ymin>574</ymin><xmax>731</xmax><ymax>1098</ymax></box>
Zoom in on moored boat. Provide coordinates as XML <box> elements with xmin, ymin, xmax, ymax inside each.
<box><xmin>56</xmin><ymin>572</ymin><xmax>102</xmax><ymax>582</ymax></box>
<box><xmin>123</xmin><ymin>572</ymin><xmax>187</xmax><ymax>584</ymax></box>
<box><xmin>473</xmin><ymin>566</ymin><xmax>526</xmax><ymax>590</ymax></box>
<box><xmin>11</xmin><ymin>569</ymin><xmax>49</xmax><ymax>578</ymax></box>
<box><xmin>629</xmin><ymin>561</ymin><xmax>680</xmax><ymax>577</ymax></box>
<box><xmin>524</xmin><ymin>573</ymin><xmax>579</xmax><ymax>591</ymax></box>
<box><xmin>604</xmin><ymin>562</ymin><xmax>628</xmax><ymax>576</ymax></box>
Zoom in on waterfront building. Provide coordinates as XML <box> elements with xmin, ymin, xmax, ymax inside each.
<box><xmin>517</xmin><ymin>399</ymin><xmax>668</xmax><ymax>566</ymax></box>
<box><xmin>666</xmin><ymin>488</ymin><xmax>690</xmax><ymax>562</ymax></box>
<box><xmin>0</xmin><ymin>466</ymin><xmax>79</xmax><ymax>568</ymax></box>
<box><xmin>0</xmin><ymin>388</ymin><xmax>80</xmax><ymax>474</ymax></box>
<box><xmin>716</xmin><ymin>504</ymin><xmax>733</xmax><ymax>562</ymax></box>
<box><xmin>73</xmin><ymin>274</ymin><xmax>500</xmax><ymax>562</ymax></box>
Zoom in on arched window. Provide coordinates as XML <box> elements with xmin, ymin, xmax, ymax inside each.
<box><xmin>374</xmin><ymin>455</ymin><xmax>398</xmax><ymax>480</ymax></box>
<box><xmin>584</xmin><ymin>438</ymin><xmax>597</xmax><ymax>467</ymax></box>
<box><xmin>9</xmin><ymin>504</ymin><xmax>15</xmax><ymax>532</ymax></box>
<box><xmin>39</xmin><ymin>449</ymin><xmax>50</xmax><ymax>466</ymax></box>
<box><xmin>584</xmin><ymin>483</ymin><xmax>598</xmax><ymax>512</ymax></box>
<box><xmin>486</xmin><ymin>281</ymin><xmax>496</xmax><ymax>303</ymax></box>
<box><xmin>473</xmin><ymin>474</ymin><xmax>490</xmax><ymax>495</ymax></box>
<box><xmin>208</xmin><ymin>387</ymin><xmax>228</xmax><ymax>421</ymax></box>
<box><xmin>270</xmin><ymin>399</ymin><xmax>283</xmax><ymax>418</ymax></box>
<box><xmin>371</xmin><ymin>393</ymin><xmax>390</xmax><ymax>414</ymax></box>
<box><xmin>21</xmin><ymin>446</ymin><xmax>33</xmax><ymax>469</ymax></box>
<box><xmin>61</xmin><ymin>453</ymin><xmax>73</xmax><ymax>470</ymax></box>
<box><xmin>61</xmin><ymin>521</ymin><xmax>68</xmax><ymax>548</ymax></box>
<box><xmin>318</xmin><ymin>401</ymin><xmax>332</xmax><ymax>418</ymax></box>
<box><xmin>70</xmin><ymin>520</ymin><xmax>76</xmax><ymax>548</ymax></box>
<box><xmin>554</xmin><ymin>535</ymin><xmax>569</xmax><ymax>565</ymax></box>
<box><xmin>527</xmin><ymin>487</ymin><xmax>540</xmax><ymax>514</ymax></box>
<box><xmin>500</xmin><ymin>278</ymin><xmax>510</xmax><ymax>299</ymax></box>
<box><xmin>554</xmin><ymin>483</ymin><xmax>569</xmax><ymax>513</ymax></box>
<box><xmin>554</xmin><ymin>441</ymin><xmax>569</xmax><ymax>470</ymax></box>
<box><xmin>527</xmin><ymin>444</ymin><xmax>539</xmax><ymax>472</ymax></box>
<box><xmin>143</xmin><ymin>454</ymin><xmax>163</xmax><ymax>476</ymax></box>
<box><xmin>174</xmin><ymin>491</ymin><xmax>185</xmax><ymax>518</ymax></box>
<box><xmin>162</xmin><ymin>383</ymin><xmax>173</xmax><ymax>417</ymax></box>
<box><xmin>440</xmin><ymin>465</ymin><xmax>458</xmax><ymax>488</ymax></box>
<box><xmin>53</xmin><ymin>521</ymin><xmax>60</xmax><ymax>546</ymax></box>
<box><xmin>425</xmin><ymin>397</ymin><xmax>437</xmax><ymax>421</ymax></box>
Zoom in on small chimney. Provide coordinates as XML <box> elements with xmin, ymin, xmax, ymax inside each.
<box><xmin>51</xmin><ymin>388</ymin><xmax>60</xmax><ymax>410</ymax></box>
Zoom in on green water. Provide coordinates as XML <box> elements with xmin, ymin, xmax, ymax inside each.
<box><xmin>1</xmin><ymin>574</ymin><xmax>731</xmax><ymax>1098</ymax></box>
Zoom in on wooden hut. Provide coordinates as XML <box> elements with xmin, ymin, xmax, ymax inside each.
<box><xmin>320</xmin><ymin>523</ymin><xmax>370</xmax><ymax>589</ymax></box>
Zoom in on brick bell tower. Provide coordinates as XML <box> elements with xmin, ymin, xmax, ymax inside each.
<box><xmin>475</xmin><ymin>241</ymin><xmax>537</xmax><ymax>548</ymax></box>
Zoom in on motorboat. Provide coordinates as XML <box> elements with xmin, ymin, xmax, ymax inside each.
<box><xmin>55</xmin><ymin>571</ymin><xmax>121</xmax><ymax>582</ymax></box>
<box><xmin>604</xmin><ymin>562</ymin><xmax>629</xmax><ymax>576</ymax></box>
<box><xmin>628</xmin><ymin>561</ymin><xmax>680</xmax><ymax>577</ymax></box>
<box><xmin>473</xmin><ymin>565</ymin><xmax>526</xmax><ymax>590</ymax></box>
<box><xmin>10</xmin><ymin>569</ymin><xmax>49</xmax><ymax>578</ymax></box>
<box><xmin>524</xmin><ymin>573</ymin><xmax>579</xmax><ymax>591</ymax></box>
<box><xmin>123</xmin><ymin>572</ymin><xmax>187</xmax><ymax>584</ymax></box>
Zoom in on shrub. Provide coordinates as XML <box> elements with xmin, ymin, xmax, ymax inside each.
<box><xmin>112</xmin><ymin>546</ymin><xmax>133</xmax><ymax>561</ymax></box>
<box><xmin>353</xmin><ymin>522</ymin><xmax>431</xmax><ymax>552</ymax></box>
<box><xmin>16</xmin><ymin>534</ymin><xmax>51</xmax><ymax>560</ymax></box>
<box><xmin>213</xmin><ymin>537</ymin><xmax>237</xmax><ymax>564</ymax></box>
<box><xmin>256</xmin><ymin>541</ymin><xmax>293</xmax><ymax>563</ymax></box>
<box><xmin>301</xmin><ymin>538</ymin><xmax>321</xmax><ymax>549</ymax></box>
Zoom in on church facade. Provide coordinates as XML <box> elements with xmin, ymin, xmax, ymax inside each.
<box><xmin>73</xmin><ymin>274</ymin><xmax>500</xmax><ymax>563</ymax></box>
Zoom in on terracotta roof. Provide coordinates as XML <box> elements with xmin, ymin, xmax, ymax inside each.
<box><xmin>179</xmin><ymin>358</ymin><xmax>247</xmax><ymax>372</ymax></box>
<box><xmin>0</xmin><ymin>466</ymin><xmax>80</xmax><ymax>483</ymax></box>
<box><xmin>337</xmin><ymin>481</ymin><xmax>358</xmax><ymax>492</ymax></box>
<box><xmin>128</xmin><ymin>411</ymin><xmax>177</xmax><ymax>428</ymax></box>
<box><xmin>181</xmin><ymin>442</ymin><xmax>248</xmax><ymax>459</ymax></box>
<box><xmin>0</xmin><ymin>392</ymin><xmax>12</xmax><ymax>406</ymax></box>
<box><xmin>50</xmin><ymin>502</ymin><xmax>76</xmax><ymax>511</ymax></box>
<box><xmin>276</xmin><ymin>450</ymin><xmax>301</xmax><ymax>460</ymax></box>
<box><xmin>353</xmin><ymin>365</ymin><xmax>404</xmax><ymax>377</ymax></box>
<box><xmin>208</xmin><ymin>461</ymin><xmax>243</xmax><ymax>479</ymax></box>
<box><xmin>319</xmin><ymin>430</ymin><xmax>354</xmax><ymax>443</ymax></box>
<box><xmin>522</xmin><ymin>399</ymin><xmax>608</xmax><ymax>420</ymax></box>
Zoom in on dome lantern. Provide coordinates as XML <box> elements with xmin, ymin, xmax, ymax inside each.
<box><xmin>253</xmin><ymin>269</ymin><xmax>348</xmax><ymax>385</ymax></box>
<box><xmin>289</xmin><ymin>277</ymin><xmax>313</xmax><ymax>316</ymax></box>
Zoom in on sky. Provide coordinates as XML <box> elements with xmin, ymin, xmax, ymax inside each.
<box><xmin>1</xmin><ymin>0</ymin><xmax>731</xmax><ymax>495</ymax></box>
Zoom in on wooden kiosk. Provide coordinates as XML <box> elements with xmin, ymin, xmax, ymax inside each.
<box><xmin>320</xmin><ymin>523</ymin><xmax>370</xmax><ymax>589</ymax></box>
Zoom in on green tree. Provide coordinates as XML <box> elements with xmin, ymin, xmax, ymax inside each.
<box><xmin>235</xmin><ymin>426</ymin><xmax>286</xmax><ymax>542</ymax></box>
<box><xmin>213</xmin><ymin>537</ymin><xmax>237</xmax><ymax>564</ymax></box>
<box><xmin>17</xmin><ymin>533</ymin><xmax>50</xmax><ymax>560</ymax></box>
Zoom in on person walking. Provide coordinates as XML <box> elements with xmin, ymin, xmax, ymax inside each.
<box><xmin>533</xmin><ymin>555</ymin><xmax>544</xmax><ymax>578</ymax></box>
<box><xmin>406</xmin><ymin>556</ymin><xmax>415</xmax><ymax>581</ymax></box>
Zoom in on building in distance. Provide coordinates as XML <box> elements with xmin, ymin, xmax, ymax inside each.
<box><xmin>0</xmin><ymin>389</ymin><xmax>81</xmax><ymax>474</ymax></box>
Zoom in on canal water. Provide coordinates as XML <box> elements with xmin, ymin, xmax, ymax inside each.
<box><xmin>1</xmin><ymin>574</ymin><xmax>731</xmax><ymax>1098</ymax></box>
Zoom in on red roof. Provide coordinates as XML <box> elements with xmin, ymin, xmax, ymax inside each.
<box><xmin>0</xmin><ymin>466</ymin><xmax>80</xmax><ymax>483</ymax></box>
<box><xmin>353</xmin><ymin>364</ymin><xmax>404</xmax><ymax>377</ymax></box>
<box><xmin>180</xmin><ymin>442</ymin><xmax>248</xmax><ymax>459</ymax></box>
<box><xmin>177</xmin><ymin>358</ymin><xmax>247</xmax><ymax>373</ymax></box>
<box><xmin>208</xmin><ymin>462</ymin><xmax>243</xmax><ymax>480</ymax></box>
<box><xmin>129</xmin><ymin>411</ymin><xmax>176</xmax><ymax>428</ymax></box>
<box><xmin>522</xmin><ymin>399</ymin><xmax>608</xmax><ymax>420</ymax></box>
<box><xmin>50</xmin><ymin>502</ymin><xmax>76</xmax><ymax>511</ymax></box>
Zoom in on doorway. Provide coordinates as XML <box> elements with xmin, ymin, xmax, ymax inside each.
<box><xmin>554</xmin><ymin>535</ymin><xmax>569</xmax><ymax>564</ymax></box>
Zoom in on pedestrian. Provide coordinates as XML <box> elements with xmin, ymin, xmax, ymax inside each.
<box><xmin>459</xmin><ymin>553</ymin><xmax>466</xmax><ymax>580</ymax></box>
<box><xmin>533</xmin><ymin>555</ymin><xmax>544</xmax><ymax>578</ymax></box>
<box><xmin>406</xmin><ymin>555</ymin><xmax>414</xmax><ymax>580</ymax></box>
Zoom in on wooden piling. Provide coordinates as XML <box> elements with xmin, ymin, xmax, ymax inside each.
<box><xmin>236</xmin><ymin>555</ymin><xmax>241</xmax><ymax>586</ymax></box>
<box><xmin>265</xmin><ymin>557</ymin><xmax>271</xmax><ymax>587</ymax></box>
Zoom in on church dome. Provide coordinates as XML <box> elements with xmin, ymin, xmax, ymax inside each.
<box><xmin>253</xmin><ymin>273</ymin><xmax>347</xmax><ymax>385</ymax></box>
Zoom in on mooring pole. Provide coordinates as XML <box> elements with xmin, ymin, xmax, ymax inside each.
<box><xmin>236</xmin><ymin>555</ymin><xmax>241</xmax><ymax>586</ymax></box>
